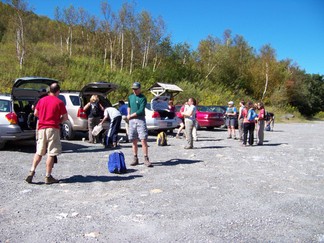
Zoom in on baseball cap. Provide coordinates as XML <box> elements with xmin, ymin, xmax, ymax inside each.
<box><xmin>132</xmin><ymin>82</ymin><xmax>141</xmax><ymax>89</ymax></box>
<box><xmin>228</xmin><ymin>101</ymin><xmax>234</xmax><ymax>105</ymax></box>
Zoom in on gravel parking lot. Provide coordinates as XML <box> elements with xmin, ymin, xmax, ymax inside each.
<box><xmin>1</xmin><ymin>122</ymin><xmax>324</xmax><ymax>242</ymax></box>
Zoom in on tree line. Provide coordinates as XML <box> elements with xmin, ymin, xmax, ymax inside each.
<box><xmin>0</xmin><ymin>0</ymin><xmax>323</xmax><ymax>117</ymax></box>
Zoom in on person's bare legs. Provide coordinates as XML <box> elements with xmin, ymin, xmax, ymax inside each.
<box><xmin>132</xmin><ymin>139</ymin><xmax>138</xmax><ymax>156</ymax></box>
<box><xmin>25</xmin><ymin>154</ymin><xmax>42</xmax><ymax>183</ymax></box>
<box><xmin>45</xmin><ymin>156</ymin><xmax>55</xmax><ymax>177</ymax></box>
<box><xmin>30</xmin><ymin>154</ymin><xmax>42</xmax><ymax>172</ymax></box>
<box><xmin>231</xmin><ymin>126</ymin><xmax>237</xmax><ymax>139</ymax></box>
<box><xmin>141</xmin><ymin>139</ymin><xmax>148</xmax><ymax>157</ymax></box>
<box><xmin>130</xmin><ymin>139</ymin><xmax>139</xmax><ymax>166</ymax></box>
<box><xmin>141</xmin><ymin>139</ymin><xmax>152</xmax><ymax>167</ymax></box>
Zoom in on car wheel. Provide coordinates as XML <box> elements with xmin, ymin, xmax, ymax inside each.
<box><xmin>62</xmin><ymin>120</ymin><xmax>75</xmax><ymax>140</ymax></box>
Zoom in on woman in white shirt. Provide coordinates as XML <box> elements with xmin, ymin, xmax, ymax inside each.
<box><xmin>181</xmin><ymin>98</ymin><xmax>197</xmax><ymax>149</ymax></box>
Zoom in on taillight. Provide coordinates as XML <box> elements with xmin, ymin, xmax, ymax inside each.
<box><xmin>152</xmin><ymin>111</ymin><xmax>160</xmax><ymax>118</ymax></box>
<box><xmin>77</xmin><ymin>107</ymin><xmax>88</xmax><ymax>119</ymax></box>
<box><xmin>5</xmin><ymin>112</ymin><xmax>18</xmax><ymax>124</ymax></box>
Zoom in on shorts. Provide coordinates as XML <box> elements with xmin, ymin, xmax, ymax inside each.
<box><xmin>36</xmin><ymin>128</ymin><xmax>62</xmax><ymax>156</ymax></box>
<box><xmin>128</xmin><ymin>118</ymin><xmax>148</xmax><ymax>141</ymax></box>
<box><xmin>226</xmin><ymin>117</ymin><xmax>237</xmax><ymax>127</ymax></box>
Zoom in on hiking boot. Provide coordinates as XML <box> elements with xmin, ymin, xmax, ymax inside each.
<box><xmin>25</xmin><ymin>171</ymin><xmax>35</xmax><ymax>184</ymax></box>
<box><xmin>131</xmin><ymin>156</ymin><xmax>139</xmax><ymax>166</ymax></box>
<box><xmin>184</xmin><ymin>146</ymin><xmax>193</xmax><ymax>149</ymax></box>
<box><xmin>45</xmin><ymin>175</ymin><xmax>59</xmax><ymax>184</ymax></box>
<box><xmin>144</xmin><ymin>156</ymin><xmax>153</xmax><ymax>167</ymax></box>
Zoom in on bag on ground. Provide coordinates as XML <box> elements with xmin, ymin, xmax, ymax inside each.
<box><xmin>108</xmin><ymin>151</ymin><xmax>127</xmax><ymax>174</ymax></box>
<box><xmin>157</xmin><ymin>131</ymin><xmax>167</xmax><ymax>146</ymax></box>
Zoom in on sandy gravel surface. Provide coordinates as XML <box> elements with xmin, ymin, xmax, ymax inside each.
<box><xmin>0</xmin><ymin>122</ymin><xmax>324</xmax><ymax>242</ymax></box>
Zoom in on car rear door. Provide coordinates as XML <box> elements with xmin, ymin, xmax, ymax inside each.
<box><xmin>79</xmin><ymin>82</ymin><xmax>118</xmax><ymax>107</ymax></box>
<box><xmin>12</xmin><ymin>77</ymin><xmax>59</xmax><ymax>102</ymax></box>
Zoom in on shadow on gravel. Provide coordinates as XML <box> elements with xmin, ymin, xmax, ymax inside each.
<box><xmin>197</xmin><ymin>145</ymin><xmax>228</xmax><ymax>149</ymax></box>
<box><xmin>60</xmin><ymin>174</ymin><xmax>143</xmax><ymax>183</ymax></box>
<box><xmin>153</xmin><ymin>158</ymin><xmax>203</xmax><ymax>167</ymax></box>
<box><xmin>196</xmin><ymin>138</ymin><xmax>223</xmax><ymax>142</ymax></box>
<box><xmin>259</xmin><ymin>143</ymin><xmax>288</xmax><ymax>146</ymax></box>
<box><xmin>5</xmin><ymin>140</ymin><xmax>36</xmax><ymax>153</ymax></box>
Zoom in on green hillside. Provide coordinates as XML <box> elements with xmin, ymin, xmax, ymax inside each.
<box><xmin>0</xmin><ymin>1</ymin><xmax>323</xmax><ymax>118</ymax></box>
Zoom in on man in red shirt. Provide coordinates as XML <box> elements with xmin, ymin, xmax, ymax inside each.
<box><xmin>25</xmin><ymin>83</ymin><xmax>68</xmax><ymax>184</ymax></box>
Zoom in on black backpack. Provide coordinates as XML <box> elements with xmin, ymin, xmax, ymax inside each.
<box><xmin>90</xmin><ymin>103</ymin><xmax>100</xmax><ymax>117</ymax></box>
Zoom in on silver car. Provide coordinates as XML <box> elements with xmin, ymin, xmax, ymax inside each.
<box><xmin>0</xmin><ymin>77</ymin><xmax>59</xmax><ymax>149</ymax></box>
<box><xmin>120</xmin><ymin>96</ymin><xmax>180</xmax><ymax>131</ymax></box>
<box><xmin>59</xmin><ymin>82</ymin><xmax>118</xmax><ymax>140</ymax></box>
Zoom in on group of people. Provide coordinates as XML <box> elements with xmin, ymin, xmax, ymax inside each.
<box><xmin>24</xmin><ymin>80</ymin><xmax>273</xmax><ymax>185</ymax></box>
<box><xmin>225</xmin><ymin>100</ymin><xmax>269</xmax><ymax>146</ymax></box>
<box><xmin>25</xmin><ymin>81</ymin><xmax>153</xmax><ymax>185</ymax></box>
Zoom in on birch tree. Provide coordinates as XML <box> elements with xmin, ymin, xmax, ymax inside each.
<box><xmin>9</xmin><ymin>0</ymin><xmax>28</xmax><ymax>70</ymax></box>
<box><xmin>138</xmin><ymin>11</ymin><xmax>153</xmax><ymax>69</ymax></box>
<box><xmin>54</xmin><ymin>7</ymin><xmax>64</xmax><ymax>55</ymax></box>
<box><xmin>118</xmin><ymin>2</ymin><xmax>136</xmax><ymax>72</ymax></box>
<box><xmin>63</xmin><ymin>5</ymin><xmax>78</xmax><ymax>57</ymax></box>
<box><xmin>101</xmin><ymin>1</ymin><xmax>117</xmax><ymax>70</ymax></box>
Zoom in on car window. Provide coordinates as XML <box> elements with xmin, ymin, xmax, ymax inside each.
<box><xmin>152</xmin><ymin>100</ymin><xmax>168</xmax><ymax>110</ymax></box>
<box><xmin>208</xmin><ymin>106</ymin><xmax>226</xmax><ymax>113</ymax></box>
<box><xmin>197</xmin><ymin>106</ymin><xmax>208</xmax><ymax>112</ymax></box>
<box><xmin>69</xmin><ymin>95</ymin><xmax>80</xmax><ymax>106</ymax></box>
<box><xmin>0</xmin><ymin>100</ymin><xmax>10</xmax><ymax>112</ymax></box>
<box><xmin>58</xmin><ymin>95</ymin><xmax>66</xmax><ymax>105</ymax></box>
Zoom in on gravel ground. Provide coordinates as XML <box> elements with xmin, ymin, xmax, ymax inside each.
<box><xmin>0</xmin><ymin>122</ymin><xmax>324</xmax><ymax>242</ymax></box>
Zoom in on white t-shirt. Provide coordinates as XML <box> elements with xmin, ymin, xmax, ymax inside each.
<box><xmin>104</xmin><ymin>107</ymin><xmax>121</xmax><ymax>120</ymax></box>
<box><xmin>184</xmin><ymin>105</ymin><xmax>196</xmax><ymax>121</ymax></box>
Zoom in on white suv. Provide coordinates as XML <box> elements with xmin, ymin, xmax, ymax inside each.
<box><xmin>58</xmin><ymin>82</ymin><xmax>118</xmax><ymax>140</ymax></box>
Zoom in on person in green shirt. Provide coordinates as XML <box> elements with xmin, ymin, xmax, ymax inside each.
<box><xmin>127</xmin><ymin>82</ymin><xmax>153</xmax><ymax>167</ymax></box>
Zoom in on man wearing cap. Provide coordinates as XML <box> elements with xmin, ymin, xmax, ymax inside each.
<box><xmin>127</xmin><ymin>82</ymin><xmax>153</xmax><ymax>167</ymax></box>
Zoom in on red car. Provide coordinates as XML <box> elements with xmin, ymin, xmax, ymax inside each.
<box><xmin>175</xmin><ymin>105</ymin><xmax>225</xmax><ymax>130</ymax></box>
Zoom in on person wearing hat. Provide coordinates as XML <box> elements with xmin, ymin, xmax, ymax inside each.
<box><xmin>127</xmin><ymin>82</ymin><xmax>152</xmax><ymax>167</ymax></box>
<box><xmin>225</xmin><ymin>101</ymin><xmax>238</xmax><ymax>139</ymax></box>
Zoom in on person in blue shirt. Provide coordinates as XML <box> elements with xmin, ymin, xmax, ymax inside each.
<box><xmin>118</xmin><ymin>100</ymin><xmax>129</xmax><ymax>142</ymax></box>
<box><xmin>225</xmin><ymin>101</ymin><xmax>238</xmax><ymax>139</ymax></box>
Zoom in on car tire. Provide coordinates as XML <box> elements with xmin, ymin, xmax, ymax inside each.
<box><xmin>62</xmin><ymin>120</ymin><xmax>75</xmax><ymax>140</ymax></box>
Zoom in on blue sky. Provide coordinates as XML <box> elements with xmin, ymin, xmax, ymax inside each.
<box><xmin>24</xmin><ymin>0</ymin><xmax>324</xmax><ymax>75</ymax></box>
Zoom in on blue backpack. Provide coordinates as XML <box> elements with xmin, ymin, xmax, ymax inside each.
<box><xmin>108</xmin><ymin>151</ymin><xmax>127</xmax><ymax>174</ymax></box>
<box><xmin>247</xmin><ymin>109</ymin><xmax>258</xmax><ymax>121</ymax></box>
